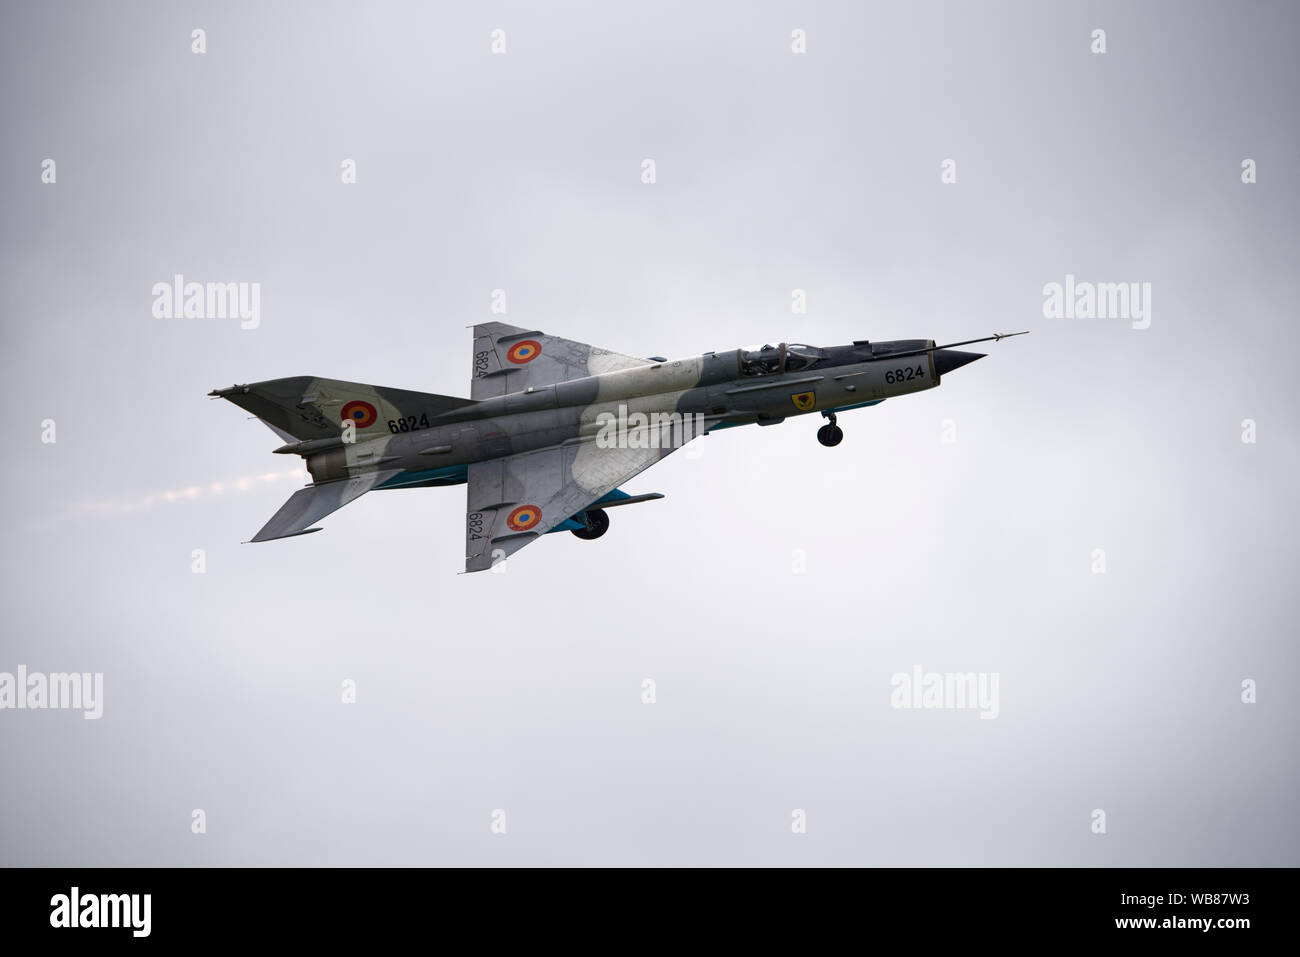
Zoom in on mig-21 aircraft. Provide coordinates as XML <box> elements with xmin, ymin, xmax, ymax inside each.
<box><xmin>211</xmin><ymin>324</ymin><xmax>1026</xmax><ymax>572</ymax></box>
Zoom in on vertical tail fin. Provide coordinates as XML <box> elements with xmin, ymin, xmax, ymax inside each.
<box><xmin>211</xmin><ymin>376</ymin><xmax>475</xmax><ymax>442</ymax></box>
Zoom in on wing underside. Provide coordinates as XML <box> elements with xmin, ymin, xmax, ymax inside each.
<box><xmin>471</xmin><ymin>321</ymin><xmax>652</xmax><ymax>400</ymax></box>
<box><xmin>464</xmin><ymin>419</ymin><xmax>706</xmax><ymax>572</ymax></box>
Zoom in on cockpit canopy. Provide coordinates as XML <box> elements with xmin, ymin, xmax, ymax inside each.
<box><xmin>784</xmin><ymin>344</ymin><xmax>823</xmax><ymax>371</ymax></box>
<box><xmin>739</xmin><ymin>343</ymin><xmax>825</xmax><ymax>376</ymax></box>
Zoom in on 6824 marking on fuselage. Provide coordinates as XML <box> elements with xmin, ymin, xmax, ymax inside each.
<box><xmin>387</xmin><ymin>414</ymin><xmax>431</xmax><ymax>434</ymax></box>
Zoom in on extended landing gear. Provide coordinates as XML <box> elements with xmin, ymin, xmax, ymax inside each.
<box><xmin>817</xmin><ymin>413</ymin><xmax>843</xmax><ymax>447</ymax></box>
<box><xmin>571</xmin><ymin>507</ymin><xmax>609</xmax><ymax>540</ymax></box>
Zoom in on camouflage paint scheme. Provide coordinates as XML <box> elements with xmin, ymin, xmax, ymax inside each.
<box><xmin>211</xmin><ymin>322</ymin><xmax>1010</xmax><ymax>572</ymax></box>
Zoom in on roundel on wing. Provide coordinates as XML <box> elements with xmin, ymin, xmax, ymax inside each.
<box><xmin>340</xmin><ymin>400</ymin><xmax>379</xmax><ymax>428</ymax></box>
<box><xmin>507</xmin><ymin>504</ymin><xmax>542</xmax><ymax>532</ymax></box>
<box><xmin>506</xmin><ymin>340</ymin><xmax>542</xmax><ymax>364</ymax></box>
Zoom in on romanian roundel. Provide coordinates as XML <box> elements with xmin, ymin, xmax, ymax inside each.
<box><xmin>507</xmin><ymin>504</ymin><xmax>542</xmax><ymax>532</ymax></box>
<box><xmin>340</xmin><ymin>400</ymin><xmax>379</xmax><ymax>429</ymax></box>
<box><xmin>506</xmin><ymin>340</ymin><xmax>543</xmax><ymax>364</ymax></box>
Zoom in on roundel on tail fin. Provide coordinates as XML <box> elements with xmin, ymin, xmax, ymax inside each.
<box><xmin>341</xmin><ymin>400</ymin><xmax>379</xmax><ymax>428</ymax></box>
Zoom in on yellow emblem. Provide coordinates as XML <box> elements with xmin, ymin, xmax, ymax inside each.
<box><xmin>791</xmin><ymin>391</ymin><xmax>816</xmax><ymax>411</ymax></box>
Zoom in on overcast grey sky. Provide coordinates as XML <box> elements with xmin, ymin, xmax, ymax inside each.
<box><xmin>2</xmin><ymin>0</ymin><xmax>1297</xmax><ymax>865</ymax></box>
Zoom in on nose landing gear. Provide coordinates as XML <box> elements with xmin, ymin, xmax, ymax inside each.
<box><xmin>817</xmin><ymin>413</ymin><xmax>843</xmax><ymax>447</ymax></box>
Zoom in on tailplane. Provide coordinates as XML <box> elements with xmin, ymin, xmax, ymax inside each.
<box><xmin>212</xmin><ymin>375</ymin><xmax>475</xmax><ymax>542</ymax></box>
<box><xmin>249</xmin><ymin>469</ymin><xmax>402</xmax><ymax>542</ymax></box>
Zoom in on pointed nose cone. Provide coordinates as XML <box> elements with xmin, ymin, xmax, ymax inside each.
<box><xmin>933</xmin><ymin>349</ymin><xmax>986</xmax><ymax>377</ymax></box>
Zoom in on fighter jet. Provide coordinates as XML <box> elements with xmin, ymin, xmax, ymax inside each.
<box><xmin>211</xmin><ymin>324</ymin><xmax>1026</xmax><ymax>572</ymax></box>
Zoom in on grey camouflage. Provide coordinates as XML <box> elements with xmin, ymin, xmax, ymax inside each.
<box><xmin>211</xmin><ymin>323</ymin><xmax>1025</xmax><ymax>571</ymax></box>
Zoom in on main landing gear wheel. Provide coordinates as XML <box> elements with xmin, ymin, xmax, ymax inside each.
<box><xmin>817</xmin><ymin>413</ymin><xmax>843</xmax><ymax>447</ymax></box>
<box><xmin>571</xmin><ymin>507</ymin><xmax>609</xmax><ymax>540</ymax></box>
